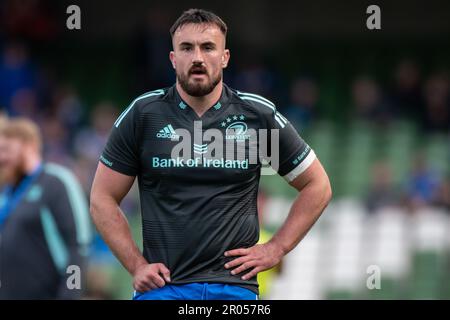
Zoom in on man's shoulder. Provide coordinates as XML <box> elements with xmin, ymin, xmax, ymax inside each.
<box><xmin>131</xmin><ymin>87</ymin><xmax>171</xmax><ymax>111</ymax></box>
<box><xmin>114</xmin><ymin>87</ymin><xmax>173</xmax><ymax>127</ymax></box>
<box><xmin>228</xmin><ymin>86</ymin><xmax>277</xmax><ymax>116</ymax></box>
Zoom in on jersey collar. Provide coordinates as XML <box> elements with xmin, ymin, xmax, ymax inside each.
<box><xmin>170</xmin><ymin>83</ymin><xmax>232</xmax><ymax>121</ymax></box>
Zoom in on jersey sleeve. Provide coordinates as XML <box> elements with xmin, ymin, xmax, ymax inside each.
<box><xmin>267</xmin><ymin>109</ymin><xmax>316</xmax><ymax>182</ymax></box>
<box><xmin>44</xmin><ymin>164</ymin><xmax>93</xmax><ymax>299</ymax></box>
<box><xmin>100</xmin><ymin>101</ymin><xmax>140</xmax><ymax>176</ymax></box>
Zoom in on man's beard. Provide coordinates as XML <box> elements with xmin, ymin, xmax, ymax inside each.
<box><xmin>177</xmin><ymin>67</ymin><xmax>222</xmax><ymax>97</ymax></box>
<box><xmin>1</xmin><ymin>162</ymin><xmax>24</xmax><ymax>185</ymax></box>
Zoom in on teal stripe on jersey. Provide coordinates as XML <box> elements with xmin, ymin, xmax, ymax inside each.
<box><xmin>114</xmin><ymin>89</ymin><xmax>165</xmax><ymax>127</ymax></box>
<box><xmin>45</xmin><ymin>163</ymin><xmax>92</xmax><ymax>253</ymax></box>
<box><xmin>40</xmin><ymin>207</ymin><xmax>69</xmax><ymax>273</ymax></box>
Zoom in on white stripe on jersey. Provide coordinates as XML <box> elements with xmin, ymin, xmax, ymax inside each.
<box><xmin>274</xmin><ymin>114</ymin><xmax>286</xmax><ymax>128</ymax></box>
<box><xmin>283</xmin><ymin>149</ymin><xmax>316</xmax><ymax>182</ymax></box>
<box><xmin>114</xmin><ymin>89</ymin><xmax>164</xmax><ymax>127</ymax></box>
<box><xmin>237</xmin><ymin>91</ymin><xmax>276</xmax><ymax>107</ymax></box>
<box><xmin>237</xmin><ymin>94</ymin><xmax>286</xmax><ymax>128</ymax></box>
<box><xmin>238</xmin><ymin>95</ymin><xmax>276</xmax><ymax>112</ymax></box>
<box><xmin>276</xmin><ymin>111</ymin><xmax>288</xmax><ymax>124</ymax></box>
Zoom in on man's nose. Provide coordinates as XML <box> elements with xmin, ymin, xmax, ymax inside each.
<box><xmin>192</xmin><ymin>46</ymin><xmax>204</xmax><ymax>64</ymax></box>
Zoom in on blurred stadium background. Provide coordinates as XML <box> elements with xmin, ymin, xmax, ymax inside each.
<box><xmin>0</xmin><ymin>0</ymin><xmax>449</xmax><ymax>299</ymax></box>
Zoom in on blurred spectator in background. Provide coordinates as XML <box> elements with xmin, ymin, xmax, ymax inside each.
<box><xmin>73</xmin><ymin>102</ymin><xmax>119</xmax><ymax>191</ymax></box>
<box><xmin>9</xmin><ymin>87</ymin><xmax>39</xmax><ymax>120</ymax></box>
<box><xmin>350</xmin><ymin>75</ymin><xmax>393</xmax><ymax>127</ymax></box>
<box><xmin>404</xmin><ymin>153</ymin><xmax>442</xmax><ymax>211</ymax></box>
<box><xmin>40</xmin><ymin>114</ymin><xmax>72</xmax><ymax>166</ymax></box>
<box><xmin>365</xmin><ymin>161</ymin><xmax>399</xmax><ymax>213</ymax></box>
<box><xmin>0</xmin><ymin>117</ymin><xmax>92</xmax><ymax>299</ymax></box>
<box><xmin>421</xmin><ymin>71</ymin><xmax>450</xmax><ymax>133</ymax></box>
<box><xmin>132</xmin><ymin>7</ymin><xmax>175</xmax><ymax>92</ymax></box>
<box><xmin>49</xmin><ymin>84</ymin><xmax>85</xmax><ymax>143</ymax></box>
<box><xmin>232</xmin><ymin>57</ymin><xmax>278</xmax><ymax>100</ymax></box>
<box><xmin>0</xmin><ymin>42</ymin><xmax>37</xmax><ymax>115</ymax></box>
<box><xmin>72</xmin><ymin>155</ymin><xmax>94</xmax><ymax>196</ymax></box>
<box><xmin>283</xmin><ymin>76</ymin><xmax>319</xmax><ymax>131</ymax></box>
<box><xmin>74</xmin><ymin>102</ymin><xmax>118</xmax><ymax>164</ymax></box>
<box><xmin>388</xmin><ymin>59</ymin><xmax>424</xmax><ymax>122</ymax></box>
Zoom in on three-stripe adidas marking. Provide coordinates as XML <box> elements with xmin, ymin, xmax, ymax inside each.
<box><xmin>160</xmin><ymin>124</ymin><xmax>176</xmax><ymax>134</ymax></box>
<box><xmin>237</xmin><ymin>91</ymin><xmax>286</xmax><ymax>128</ymax></box>
<box><xmin>156</xmin><ymin>124</ymin><xmax>179</xmax><ymax>140</ymax></box>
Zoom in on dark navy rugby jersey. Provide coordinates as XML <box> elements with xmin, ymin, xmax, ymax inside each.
<box><xmin>100</xmin><ymin>84</ymin><xmax>316</xmax><ymax>293</ymax></box>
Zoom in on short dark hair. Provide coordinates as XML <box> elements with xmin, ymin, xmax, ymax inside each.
<box><xmin>170</xmin><ymin>8</ymin><xmax>227</xmax><ymax>37</ymax></box>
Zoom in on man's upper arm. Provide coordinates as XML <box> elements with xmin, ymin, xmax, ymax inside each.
<box><xmin>265</xmin><ymin>108</ymin><xmax>317</xmax><ymax>183</ymax></box>
<box><xmin>93</xmin><ymin>97</ymin><xmax>141</xmax><ymax>202</ymax></box>
<box><xmin>91</xmin><ymin>162</ymin><xmax>136</xmax><ymax>204</ymax></box>
<box><xmin>288</xmin><ymin>157</ymin><xmax>330</xmax><ymax>192</ymax></box>
<box><xmin>271</xmin><ymin>115</ymin><xmax>330</xmax><ymax>193</ymax></box>
<box><xmin>100</xmin><ymin>98</ymin><xmax>140</xmax><ymax>176</ymax></box>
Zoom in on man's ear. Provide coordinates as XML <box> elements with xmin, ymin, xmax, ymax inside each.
<box><xmin>169</xmin><ymin>51</ymin><xmax>176</xmax><ymax>69</ymax></box>
<box><xmin>222</xmin><ymin>49</ymin><xmax>230</xmax><ymax>68</ymax></box>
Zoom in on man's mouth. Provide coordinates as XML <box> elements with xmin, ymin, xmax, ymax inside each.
<box><xmin>190</xmin><ymin>68</ymin><xmax>207</xmax><ymax>75</ymax></box>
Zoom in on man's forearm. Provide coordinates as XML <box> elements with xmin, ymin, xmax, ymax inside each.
<box><xmin>269</xmin><ymin>179</ymin><xmax>331</xmax><ymax>255</ymax></box>
<box><xmin>90</xmin><ymin>196</ymin><xmax>147</xmax><ymax>275</ymax></box>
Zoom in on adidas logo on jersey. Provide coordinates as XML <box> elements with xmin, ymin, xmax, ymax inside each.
<box><xmin>156</xmin><ymin>124</ymin><xmax>179</xmax><ymax>140</ymax></box>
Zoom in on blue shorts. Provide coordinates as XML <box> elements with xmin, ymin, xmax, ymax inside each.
<box><xmin>132</xmin><ymin>282</ymin><xmax>259</xmax><ymax>300</ymax></box>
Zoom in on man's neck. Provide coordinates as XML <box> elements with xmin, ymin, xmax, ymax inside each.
<box><xmin>23</xmin><ymin>153</ymin><xmax>42</xmax><ymax>175</ymax></box>
<box><xmin>9</xmin><ymin>154</ymin><xmax>41</xmax><ymax>188</ymax></box>
<box><xmin>176</xmin><ymin>81</ymin><xmax>223</xmax><ymax>117</ymax></box>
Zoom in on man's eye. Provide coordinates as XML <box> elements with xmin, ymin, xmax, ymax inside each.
<box><xmin>182</xmin><ymin>47</ymin><xmax>192</xmax><ymax>51</ymax></box>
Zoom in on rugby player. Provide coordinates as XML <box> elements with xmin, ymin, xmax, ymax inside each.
<box><xmin>90</xmin><ymin>8</ymin><xmax>332</xmax><ymax>300</ymax></box>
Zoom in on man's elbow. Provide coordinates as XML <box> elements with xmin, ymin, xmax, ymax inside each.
<box><xmin>321</xmin><ymin>175</ymin><xmax>333</xmax><ymax>207</ymax></box>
